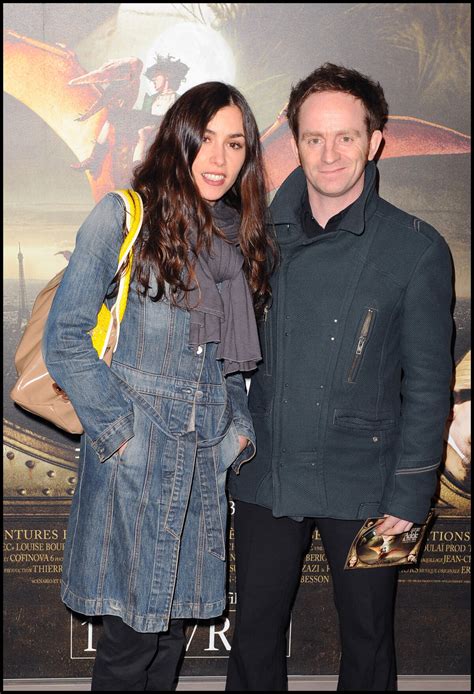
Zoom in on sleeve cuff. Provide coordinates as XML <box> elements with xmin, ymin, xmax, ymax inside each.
<box><xmin>90</xmin><ymin>411</ymin><xmax>135</xmax><ymax>462</ymax></box>
<box><xmin>232</xmin><ymin>423</ymin><xmax>256</xmax><ymax>474</ymax></box>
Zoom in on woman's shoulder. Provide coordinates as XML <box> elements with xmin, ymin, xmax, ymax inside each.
<box><xmin>75</xmin><ymin>191</ymin><xmax>127</xmax><ymax>252</ymax></box>
<box><xmin>99</xmin><ymin>190</ymin><xmax>127</xmax><ymax>212</ymax></box>
<box><xmin>82</xmin><ymin>191</ymin><xmax>127</xmax><ymax>219</ymax></box>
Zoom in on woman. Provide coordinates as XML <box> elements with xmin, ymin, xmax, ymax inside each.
<box><xmin>44</xmin><ymin>82</ymin><xmax>275</xmax><ymax>691</ymax></box>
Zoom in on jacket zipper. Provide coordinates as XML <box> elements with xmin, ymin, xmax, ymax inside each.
<box><xmin>347</xmin><ymin>308</ymin><xmax>376</xmax><ymax>383</ymax></box>
<box><xmin>263</xmin><ymin>305</ymin><xmax>272</xmax><ymax>376</ymax></box>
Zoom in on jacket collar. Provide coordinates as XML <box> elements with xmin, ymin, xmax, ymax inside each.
<box><xmin>269</xmin><ymin>161</ymin><xmax>379</xmax><ymax>237</ymax></box>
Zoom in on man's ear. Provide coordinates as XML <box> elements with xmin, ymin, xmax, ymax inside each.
<box><xmin>290</xmin><ymin>135</ymin><xmax>301</xmax><ymax>164</ymax></box>
<box><xmin>368</xmin><ymin>130</ymin><xmax>383</xmax><ymax>161</ymax></box>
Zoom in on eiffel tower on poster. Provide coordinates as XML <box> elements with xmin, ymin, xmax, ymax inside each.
<box><xmin>17</xmin><ymin>242</ymin><xmax>29</xmax><ymax>331</ymax></box>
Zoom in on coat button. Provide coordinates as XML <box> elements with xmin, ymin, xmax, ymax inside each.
<box><xmin>330</xmin><ymin>337</ymin><xmax>335</xmax><ymax>341</ymax></box>
<box><xmin>372</xmin><ymin>436</ymin><xmax>379</xmax><ymax>442</ymax></box>
<box><xmin>196</xmin><ymin>345</ymin><xmax>203</xmax><ymax>355</ymax></box>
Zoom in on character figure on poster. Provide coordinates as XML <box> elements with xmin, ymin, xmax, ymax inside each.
<box><xmin>443</xmin><ymin>351</ymin><xmax>471</xmax><ymax>498</ymax></box>
<box><xmin>226</xmin><ymin>63</ymin><xmax>453</xmax><ymax>692</ymax></box>
<box><xmin>42</xmin><ymin>81</ymin><xmax>275</xmax><ymax>691</ymax></box>
<box><xmin>432</xmin><ymin>348</ymin><xmax>471</xmax><ymax>516</ymax></box>
<box><xmin>134</xmin><ymin>53</ymin><xmax>190</xmax><ymax>163</ymax></box>
<box><xmin>141</xmin><ymin>53</ymin><xmax>189</xmax><ymax>115</ymax></box>
<box><xmin>68</xmin><ymin>53</ymin><xmax>190</xmax><ymax>178</ymax></box>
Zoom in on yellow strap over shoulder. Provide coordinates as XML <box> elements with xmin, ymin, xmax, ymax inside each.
<box><xmin>91</xmin><ymin>189</ymin><xmax>144</xmax><ymax>358</ymax></box>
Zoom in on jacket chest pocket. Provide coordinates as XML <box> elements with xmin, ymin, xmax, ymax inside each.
<box><xmin>347</xmin><ymin>307</ymin><xmax>377</xmax><ymax>384</ymax></box>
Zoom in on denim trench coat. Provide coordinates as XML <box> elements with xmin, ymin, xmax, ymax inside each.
<box><xmin>43</xmin><ymin>193</ymin><xmax>256</xmax><ymax>633</ymax></box>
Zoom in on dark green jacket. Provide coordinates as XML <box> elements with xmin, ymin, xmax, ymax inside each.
<box><xmin>228</xmin><ymin>162</ymin><xmax>453</xmax><ymax>523</ymax></box>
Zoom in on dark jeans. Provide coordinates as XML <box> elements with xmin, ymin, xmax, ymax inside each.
<box><xmin>226</xmin><ymin>500</ymin><xmax>398</xmax><ymax>691</ymax></box>
<box><xmin>91</xmin><ymin>615</ymin><xmax>186</xmax><ymax>691</ymax></box>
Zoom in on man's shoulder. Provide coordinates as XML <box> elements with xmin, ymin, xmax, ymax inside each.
<box><xmin>369</xmin><ymin>196</ymin><xmax>451</xmax><ymax>282</ymax></box>
<box><xmin>374</xmin><ymin>196</ymin><xmax>446</xmax><ymax>249</ymax></box>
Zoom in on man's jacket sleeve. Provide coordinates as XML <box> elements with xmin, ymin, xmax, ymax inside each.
<box><xmin>379</xmin><ymin>229</ymin><xmax>453</xmax><ymax>523</ymax></box>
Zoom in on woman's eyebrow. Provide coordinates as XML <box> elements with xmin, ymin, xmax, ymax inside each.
<box><xmin>205</xmin><ymin>128</ymin><xmax>245</xmax><ymax>138</ymax></box>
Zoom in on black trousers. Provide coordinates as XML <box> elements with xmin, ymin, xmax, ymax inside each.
<box><xmin>226</xmin><ymin>500</ymin><xmax>398</xmax><ymax>692</ymax></box>
<box><xmin>91</xmin><ymin>615</ymin><xmax>186</xmax><ymax>691</ymax></box>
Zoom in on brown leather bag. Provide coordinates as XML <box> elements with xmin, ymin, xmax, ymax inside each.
<box><xmin>10</xmin><ymin>189</ymin><xmax>143</xmax><ymax>434</ymax></box>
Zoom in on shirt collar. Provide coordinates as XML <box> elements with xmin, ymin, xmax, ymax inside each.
<box><xmin>300</xmin><ymin>189</ymin><xmax>353</xmax><ymax>237</ymax></box>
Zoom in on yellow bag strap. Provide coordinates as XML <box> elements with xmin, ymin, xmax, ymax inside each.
<box><xmin>91</xmin><ymin>189</ymin><xmax>144</xmax><ymax>359</ymax></box>
<box><xmin>116</xmin><ymin>189</ymin><xmax>144</xmax><ymax>271</ymax></box>
<box><xmin>114</xmin><ymin>188</ymin><xmax>144</xmax><ymax>325</ymax></box>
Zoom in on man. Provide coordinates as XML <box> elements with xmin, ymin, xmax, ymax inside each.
<box><xmin>226</xmin><ymin>63</ymin><xmax>453</xmax><ymax>691</ymax></box>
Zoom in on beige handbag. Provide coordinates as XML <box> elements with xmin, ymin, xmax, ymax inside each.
<box><xmin>10</xmin><ymin>189</ymin><xmax>143</xmax><ymax>434</ymax></box>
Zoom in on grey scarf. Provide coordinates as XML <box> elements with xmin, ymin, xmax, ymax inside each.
<box><xmin>184</xmin><ymin>200</ymin><xmax>261</xmax><ymax>375</ymax></box>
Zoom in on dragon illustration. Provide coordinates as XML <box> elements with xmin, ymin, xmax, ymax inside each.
<box><xmin>67</xmin><ymin>56</ymin><xmax>147</xmax><ymax>178</ymax></box>
<box><xmin>4</xmin><ymin>29</ymin><xmax>471</xmax><ymax>203</ymax></box>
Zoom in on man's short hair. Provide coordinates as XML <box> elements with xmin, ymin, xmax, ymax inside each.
<box><xmin>287</xmin><ymin>63</ymin><xmax>389</xmax><ymax>139</ymax></box>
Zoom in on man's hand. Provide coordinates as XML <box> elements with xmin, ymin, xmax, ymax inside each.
<box><xmin>375</xmin><ymin>515</ymin><xmax>413</xmax><ymax>536</ymax></box>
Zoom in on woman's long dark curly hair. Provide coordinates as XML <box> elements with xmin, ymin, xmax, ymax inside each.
<box><xmin>131</xmin><ymin>81</ymin><xmax>276</xmax><ymax>317</ymax></box>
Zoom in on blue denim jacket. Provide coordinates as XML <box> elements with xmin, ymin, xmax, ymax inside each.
<box><xmin>43</xmin><ymin>193</ymin><xmax>255</xmax><ymax>632</ymax></box>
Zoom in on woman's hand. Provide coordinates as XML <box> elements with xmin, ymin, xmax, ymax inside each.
<box><xmin>238</xmin><ymin>435</ymin><xmax>249</xmax><ymax>454</ymax></box>
<box><xmin>117</xmin><ymin>441</ymin><xmax>129</xmax><ymax>458</ymax></box>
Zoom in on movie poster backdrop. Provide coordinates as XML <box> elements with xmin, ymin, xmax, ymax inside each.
<box><xmin>4</xmin><ymin>3</ymin><xmax>470</xmax><ymax>679</ymax></box>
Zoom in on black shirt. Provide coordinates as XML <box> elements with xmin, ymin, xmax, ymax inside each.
<box><xmin>300</xmin><ymin>189</ymin><xmax>354</xmax><ymax>238</ymax></box>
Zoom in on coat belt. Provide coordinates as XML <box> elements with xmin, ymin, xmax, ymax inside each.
<box><xmin>164</xmin><ymin>432</ymin><xmax>226</xmax><ymax>560</ymax></box>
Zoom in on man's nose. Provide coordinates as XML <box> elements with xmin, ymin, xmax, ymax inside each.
<box><xmin>321</xmin><ymin>140</ymin><xmax>339</xmax><ymax>163</ymax></box>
